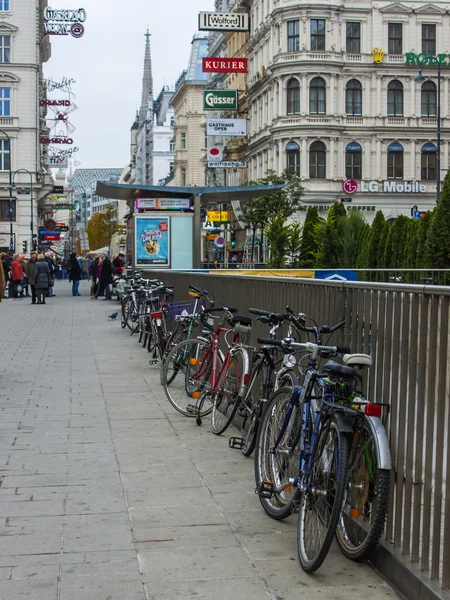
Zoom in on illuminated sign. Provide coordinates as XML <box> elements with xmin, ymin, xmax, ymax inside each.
<box><xmin>40</xmin><ymin>137</ymin><xmax>73</xmax><ymax>145</ymax></box>
<box><xmin>405</xmin><ymin>52</ymin><xmax>450</xmax><ymax>65</ymax></box>
<box><xmin>40</xmin><ymin>99</ymin><xmax>71</xmax><ymax>107</ymax></box>
<box><xmin>207</xmin><ymin>211</ymin><xmax>228</xmax><ymax>222</ymax></box>
<box><xmin>43</xmin><ymin>7</ymin><xmax>86</xmax><ymax>38</ymax></box>
<box><xmin>361</xmin><ymin>180</ymin><xmax>426</xmax><ymax>193</ymax></box>
<box><xmin>135</xmin><ymin>198</ymin><xmax>192</xmax><ymax>210</ymax></box>
<box><xmin>208</xmin><ymin>160</ymin><xmax>247</xmax><ymax>168</ymax></box>
<box><xmin>202</xmin><ymin>58</ymin><xmax>248</xmax><ymax>73</ymax></box>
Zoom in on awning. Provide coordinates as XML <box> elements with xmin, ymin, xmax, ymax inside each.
<box><xmin>95</xmin><ymin>182</ymin><xmax>287</xmax><ymax>204</ymax></box>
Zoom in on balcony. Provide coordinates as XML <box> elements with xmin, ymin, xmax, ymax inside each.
<box><xmin>0</xmin><ymin>116</ymin><xmax>18</xmax><ymax>128</ymax></box>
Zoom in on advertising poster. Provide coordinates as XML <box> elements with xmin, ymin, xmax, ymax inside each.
<box><xmin>135</xmin><ymin>217</ymin><xmax>170</xmax><ymax>266</ymax></box>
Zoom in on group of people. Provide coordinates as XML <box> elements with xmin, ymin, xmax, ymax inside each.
<box><xmin>67</xmin><ymin>252</ymin><xmax>125</xmax><ymax>299</ymax></box>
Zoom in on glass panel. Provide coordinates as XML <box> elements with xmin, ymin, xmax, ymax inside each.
<box><xmin>311</xmin><ymin>19</ymin><xmax>325</xmax><ymax>51</ymax></box>
<box><xmin>388</xmin><ymin>23</ymin><xmax>402</xmax><ymax>55</ymax></box>
<box><xmin>287</xmin><ymin>151</ymin><xmax>300</xmax><ymax>176</ymax></box>
<box><xmin>3</xmin><ymin>100</ymin><xmax>10</xmax><ymax>116</ymax></box>
<box><xmin>346</xmin><ymin>22</ymin><xmax>361</xmax><ymax>53</ymax></box>
<box><xmin>3</xmin><ymin>88</ymin><xmax>10</xmax><ymax>98</ymax></box>
<box><xmin>422</xmin><ymin>24</ymin><xmax>436</xmax><ymax>55</ymax></box>
<box><xmin>287</xmin><ymin>20</ymin><xmax>300</xmax><ymax>52</ymax></box>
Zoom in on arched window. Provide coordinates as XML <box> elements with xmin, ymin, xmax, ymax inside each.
<box><xmin>421</xmin><ymin>81</ymin><xmax>436</xmax><ymax>117</ymax></box>
<box><xmin>387</xmin><ymin>141</ymin><xmax>404</xmax><ymax>179</ymax></box>
<box><xmin>310</xmin><ymin>77</ymin><xmax>326</xmax><ymax>115</ymax></box>
<box><xmin>345</xmin><ymin>142</ymin><xmax>362</xmax><ymax>179</ymax></box>
<box><xmin>286</xmin><ymin>141</ymin><xmax>300</xmax><ymax>177</ymax></box>
<box><xmin>387</xmin><ymin>80</ymin><xmax>403</xmax><ymax>116</ymax></box>
<box><xmin>345</xmin><ymin>79</ymin><xmax>362</xmax><ymax>116</ymax></box>
<box><xmin>309</xmin><ymin>141</ymin><xmax>326</xmax><ymax>178</ymax></box>
<box><xmin>421</xmin><ymin>142</ymin><xmax>437</xmax><ymax>180</ymax></box>
<box><xmin>169</xmin><ymin>139</ymin><xmax>175</xmax><ymax>152</ymax></box>
<box><xmin>287</xmin><ymin>78</ymin><xmax>300</xmax><ymax>115</ymax></box>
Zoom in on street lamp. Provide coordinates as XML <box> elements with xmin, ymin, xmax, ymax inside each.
<box><xmin>416</xmin><ymin>62</ymin><xmax>441</xmax><ymax>204</ymax></box>
<box><xmin>0</xmin><ymin>129</ymin><xmax>13</xmax><ymax>255</ymax></box>
<box><xmin>12</xmin><ymin>169</ymin><xmax>33</xmax><ymax>254</ymax></box>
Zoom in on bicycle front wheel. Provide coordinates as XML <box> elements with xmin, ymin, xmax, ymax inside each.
<box><xmin>211</xmin><ymin>348</ymin><xmax>246</xmax><ymax>436</ymax></box>
<box><xmin>161</xmin><ymin>325</ymin><xmax>188</xmax><ymax>384</ymax></box>
<box><xmin>297</xmin><ymin>418</ymin><xmax>349</xmax><ymax>573</ymax></box>
<box><xmin>162</xmin><ymin>339</ymin><xmax>214</xmax><ymax>417</ymax></box>
<box><xmin>336</xmin><ymin>421</ymin><xmax>390</xmax><ymax>561</ymax></box>
<box><xmin>254</xmin><ymin>387</ymin><xmax>302</xmax><ymax>520</ymax></box>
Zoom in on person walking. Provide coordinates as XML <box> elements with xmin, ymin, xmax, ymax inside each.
<box><xmin>95</xmin><ymin>255</ymin><xmax>114</xmax><ymax>300</ymax></box>
<box><xmin>112</xmin><ymin>253</ymin><xmax>124</xmax><ymax>276</ymax></box>
<box><xmin>0</xmin><ymin>258</ymin><xmax>5</xmax><ymax>302</ymax></box>
<box><xmin>44</xmin><ymin>252</ymin><xmax>56</xmax><ymax>297</ymax></box>
<box><xmin>35</xmin><ymin>254</ymin><xmax>50</xmax><ymax>304</ymax></box>
<box><xmin>61</xmin><ymin>259</ymin><xmax>68</xmax><ymax>280</ymax></box>
<box><xmin>69</xmin><ymin>252</ymin><xmax>82</xmax><ymax>296</ymax></box>
<box><xmin>24</xmin><ymin>252</ymin><xmax>38</xmax><ymax>304</ymax></box>
<box><xmin>18</xmin><ymin>255</ymin><xmax>29</xmax><ymax>296</ymax></box>
<box><xmin>1</xmin><ymin>253</ymin><xmax>9</xmax><ymax>298</ymax></box>
<box><xmin>11</xmin><ymin>255</ymin><xmax>24</xmax><ymax>298</ymax></box>
<box><xmin>89</xmin><ymin>256</ymin><xmax>102</xmax><ymax>299</ymax></box>
<box><xmin>82</xmin><ymin>259</ymin><xmax>89</xmax><ymax>280</ymax></box>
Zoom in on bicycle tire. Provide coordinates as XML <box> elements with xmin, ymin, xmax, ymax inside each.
<box><xmin>162</xmin><ymin>339</ymin><xmax>214</xmax><ymax>417</ymax></box>
<box><xmin>161</xmin><ymin>325</ymin><xmax>188</xmax><ymax>384</ymax></box>
<box><xmin>254</xmin><ymin>387</ymin><xmax>302</xmax><ymax>520</ymax></box>
<box><xmin>336</xmin><ymin>421</ymin><xmax>390</xmax><ymax>561</ymax></box>
<box><xmin>211</xmin><ymin>349</ymin><xmax>246</xmax><ymax>436</ymax></box>
<box><xmin>241</xmin><ymin>362</ymin><xmax>266</xmax><ymax>457</ymax></box>
<box><xmin>156</xmin><ymin>325</ymin><xmax>167</xmax><ymax>359</ymax></box>
<box><xmin>278</xmin><ymin>369</ymin><xmax>299</xmax><ymax>389</ymax></box>
<box><xmin>147</xmin><ymin>328</ymin><xmax>156</xmax><ymax>353</ymax></box>
<box><xmin>297</xmin><ymin>418</ymin><xmax>350</xmax><ymax>573</ymax></box>
<box><xmin>121</xmin><ymin>298</ymin><xmax>129</xmax><ymax>329</ymax></box>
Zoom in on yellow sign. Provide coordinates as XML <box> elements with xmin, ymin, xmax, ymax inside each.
<box><xmin>207</xmin><ymin>211</ymin><xmax>228</xmax><ymax>222</ymax></box>
<box><xmin>207</xmin><ymin>234</ymin><xmax>219</xmax><ymax>240</ymax></box>
<box><xmin>50</xmin><ymin>194</ymin><xmax>68</xmax><ymax>203</ymax></box>
<box><xmin>215</xmin><ymin>270</ymin><xmax>315</xmax><ymax>278</ymax></box>
<box><xmin>372</xmin><ymin>48</ymin><xmax>385</xmax><ymax>64</ymax></box>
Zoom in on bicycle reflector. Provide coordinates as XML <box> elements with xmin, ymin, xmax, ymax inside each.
<box><xmin>363</xmin><ymin>403</ymin><xmax>382</xmax><ymax>417</ymax></box>
<box><xmin>189</xmin><ymin>358</ymin><xmax>199</xmax><ymax>365</ymax></box>
<box><xmin>151</xmin><ymin>312</ymin><xmax>163</xmax><ymax>319</ymax></box>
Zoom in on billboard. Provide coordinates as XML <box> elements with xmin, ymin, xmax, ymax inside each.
<box><xmin>199</xmin><ymin>11</ymin><xmax>249</xmax><ymax>31</ymax></box>
<box><xmin>206</xmin><ymin>118</ymin><xmax>247</xmax><ymax>137</ymax></box>
<box><xmin>203</xmin><ymin>90</ymin><xmax>238</xmax><ymax>111</ymax></box>
<box><xmin>202</xmin><ymin>58</ymin><xmax>247</xmax><ymax>73</ymax></box>
<box><xmin>135</xmin><ymin>217</ymin><xmax>170</xmax><ymax>266</ymax></box>
<box><xmin>135</xmin><ymin>198</ymin><xmax>191</xmax><ymax>210</ymax></box>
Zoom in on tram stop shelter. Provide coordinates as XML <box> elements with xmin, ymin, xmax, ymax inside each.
<box><xmin>95</xmin><ymin>182</ymin><xmax>286</xmax><ymax>269</ymax></box>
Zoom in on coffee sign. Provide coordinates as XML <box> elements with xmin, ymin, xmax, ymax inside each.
<box><xmin>203</xmin><ymin>90</ymin><xmax>238</xmax><ymax>111</ymax></box>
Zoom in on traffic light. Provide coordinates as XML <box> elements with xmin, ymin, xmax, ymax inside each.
<box><xmin>230</xmin><ymin>230</ymin><xmax>236</xmax><ymax>248</ymax></box>
<box><xmin>22</xmin><ymin>240</ymin><xmax>27</xmax><ymax>253</ymax></box>
<box><xmin>32</xmin><ymin>235</ymin><xmax>37</xmax><ymax>251</ymax></box>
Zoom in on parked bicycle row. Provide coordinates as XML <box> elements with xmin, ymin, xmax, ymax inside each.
<box><xmin>116</xmin><ymin>272</ymin><xmax>391</xmax><ymax>574</ymax></box>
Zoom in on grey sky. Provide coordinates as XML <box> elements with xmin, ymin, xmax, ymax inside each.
<box><xmin>44</xmin><ymin>0</ymin><xmax>213</xmax><ymax>170</ymax></box>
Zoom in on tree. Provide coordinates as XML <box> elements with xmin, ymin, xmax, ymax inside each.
<box><xmin>85</xmin><ymin>204</ymin><xmax>121</xmax><ymax>251</ymax></box>
<box><xmin>404</xmin><ymin>219</ymin><xmax>419</xmax><ymax>282</ymax></box>
<box><xmin>286</xmin><ymin>221</ymin><xmax>303</xmax><ymax>267</ymax></box>
<box><xmin>355</xmin><ymin>223</ymin><xmax>371</xmax><ymax>269</ymax></box>
<box><xmin>240</xmin><ymin>197</ymin><xmax>265</xmax><ymax>263</ymax></box>
<box><xmin>390</xmin><ymin>215</ymin><xmax>409</xmax><ymax>268</ymax></box>
<box><xmin>341</xmin><ymin>212</ymin><xmax>366</xmax><ymax>268</ymax></box>
<box><xmin>367</xmin><ymin>211</ymin><xmax>386</xmax><ymax>279</ymax></box>
<box><xmin>315</xmin><ymin>202</ymin><xmax>347</xmax><ymax>268</ymax></box>
<box><xmin>377</xmin><ymin>221</ymin><xmax>390</xmax><ymax>270</ymax></box>
<box><xmin>264</xmin><ymin>213</ymin><xmax>292</xmax><ymax>268</ymax></box>
<box><xmin>425</xmin><ymin>170</ymin><xmax>450</xmax><ymax>271</ymax></box>
<box><xmin>300</xmin><ymin>206</ymin><xmax>321</xmax><ymax>267</ymax></box>
<box><xmin>416</xmin><ymin>210</ymin><xmax>432</xmax><ymax>268</ymax></box>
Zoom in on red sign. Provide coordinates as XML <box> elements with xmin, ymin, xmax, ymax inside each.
<box><xmin>40</xmin><ymin>99</ymin><xmax>70</xmax><ymax>107</ymax></box>
<box><xmin>342</xmin><ymin>179</ymin><xmax>358</xmax><ymax>194</ymax></box>
<box><xmin>40</xmin><ymin>137</ymin><xmax>73</xmax><ymax>145</ymax></box>
<box><xmin>44</xmin><ymin>234</ymin><xmax>61</xmax><ymax>241</ymax></box>
<box><xmin>202</xmin><ymin>58</ymin><xmax>247</xmax><ymax>73</ymax></box>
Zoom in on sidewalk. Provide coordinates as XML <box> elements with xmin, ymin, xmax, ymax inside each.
<box><xmin>0</xmin><ymin>281</ymin><xmax>398</xmax><ymax>600</ymax></box>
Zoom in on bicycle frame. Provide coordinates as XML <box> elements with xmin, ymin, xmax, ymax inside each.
<box><xmin>190</xmin><ymin>324</ymin><xmax>240</xmax><ymax>390</ymax></box>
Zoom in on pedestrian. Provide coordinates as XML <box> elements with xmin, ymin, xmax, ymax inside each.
<box><xmin>201</xmin><ymin>256</ymin><xmax>208</xmax><ymax>269</ymax></box>
<box><xmin>11</xmin><ymin>254</ymin><xmax>24</xmax><ymax>298</ymax></box>
<box><xmin>1</xmin><ymin>253</ymin><xmax>9</xmax><ymax>298</ymax></box>
<box><xmin>112</xmin><ymin>253</ymin><xmax>124</xmax><ymax>276</ymax></box>
<box><xmin>69</xmin><ymin>252</ymin><xmax>82</xmax><ymax>296</ymax></box>
<box><xmin>61</xmin><ymin>259</ymin><xmax>68</xmax><ymax>280</ymax></box>
<box><xmin>35</xmin><ymin>253</ymin><xmax>50</xmax><ymax>304</ymax></box>
<box><xmin>18</xmin><ymin>254</ymin><xmax>29</xmax><ymax>295</ymax></box>
<box><xmin>82</xmin><ymin>258</ymin><xmax>89</xmax><ymax>280</ymax></box>
<box><xmin>96</xmin><ymin>254</ymin><xmax>114</xmax><ymax>300</ymax></box>
<box><xmin>0</xmin><ymin>258</ymin><xmax>5</xmax><ymax>302</ymax></box>
<box><xmin>44</xmin><ymin>252</ymin><xmax>56</xmax><ymax>297</ymax></box>
<box><xmin>89</xmin><ymin>255</ymin><xmax>101</xmax><ymax>299</ymax></box>
<box><xmin>55</xmin><ymin>259</ymin><xmax>62</xmax><ymax>280</ymax></box>
<box><xmin>24</xmin><ymin>252</ymin><xmax>38</xmax><ymax>304</ymax></box>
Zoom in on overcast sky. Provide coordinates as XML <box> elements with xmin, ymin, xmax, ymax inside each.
<box><xmin>44</xmin><ymin>0</ymin><xmax>213</xmax><ymax>170</ymax></box>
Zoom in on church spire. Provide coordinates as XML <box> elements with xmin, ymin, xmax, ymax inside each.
<box><xmin>139</xmin><ymin>28</ymin><xmax>153</xmax><ymax>121</ymax></box>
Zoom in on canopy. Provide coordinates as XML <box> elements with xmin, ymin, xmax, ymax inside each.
<box><xmin>422</xmin><ymin>142</ymin><xmax>437</xmax><ymax>153</ymax></box>
<box><xmin>387</xmin><ymin>142</ymin><xmax>404</xmax><ymax>153</ymax></box>
<box><xmin>346</xmin><ymin>142</ymin><xmax>362</xmax><ymax>152</ymax></box>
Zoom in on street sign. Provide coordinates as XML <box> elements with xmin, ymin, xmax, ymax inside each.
<box><xmin>214</xmin><ymin>236</ymin><xmax>225</xmax><ymax>248</ymax></box>
<box><xmin>203</xmin><ymin>90</ymin><xmax>238</xmax><ymax>111</ymax></box>
<box><xmin>53</xmin><ymin>186</ymin><xmax>65</xmax><ymax>194</ymax></box>
<box><xmin>207</xmin><ymin>210</ymin><xmax>228</xmax><ymax>222</ymax></box>
<box><xmin>55</xmin><ymin>203</ymin><xmax>75</xmax><ymax>209</ymax></box>
<box><xmin>50</xmin><ymin>193</ymin><xmax>68</xmax><ymax>203</ymax></box>
<box><xmin>206</xmin><ymin>118</ymin><xmax>246</xmax><ymax>137</ymax></box>
<box><xmin>207</xmin><ymin>160</ymin><xmax>247</xmax><ymax>168</ymax></box>
<box><xmin>16</xmin><ymin>188</ymin><xmax>31</xmax><ymax>195</ymax></box>
<box><xmin>207</xmin><ymin>233</ymin><xmax>219</xmax><ymax>241</ymax></box>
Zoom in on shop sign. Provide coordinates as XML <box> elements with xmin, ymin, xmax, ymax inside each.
<box><xmin>47</xmin><ymin>155</ymin><xmax>69</xmax><ymax>168</ymax></box>
<box><xmin>342</xmin><ymin>179</ymin><xmax>358</xmax><ymax>194</ymax></box>
<box><xmin>135</xmin><ymin>198</ymin><xmax>191</xmax><ymax>210</ymax></box>
<box><xmin>207</xmin><ymin>211</ymin><xmax>228</xmax><ymax>222</ymax></box>
<box><xmin>405</xmin><ymin>52</ymin><xmax>450</xmax><ymax>65</ymax></box>
<box><xmin>199</xmin><ymin>11</ymin><xmax>249</xmax><ymax>32</ymax></box>
<box><xmin>372</xmin><ymin>48</ymin><xmax>385</xmax><ymax>63</ymax></box>
<box><xmin>203</xmin><ymin>90</ymin><xmax>238</xmax><ymax>111</ymax></box>
<box><xmin>43</xmin><ymin>7</ymin><xmax>86</xmax><ymax>38</ymax></box>
<box><xmin>44</xmin><ymin>234</ymin><xmax>61</xmax><ymax>241</ymax></box>
<box><xmin>207</xmin><ymin>160</ymin><xmax>247</xmax><ymax>168</ymax></box>
<box><xmin>54</xmin><ymin>203</ymin><xmax>75</xmax><ymax>209</ymax></box>
<box><xmin>207</xmin><ymin>145</ymin><xmax>223</xmax><ymax>162</ymax></box>
<box><xmin>40</xmin><ymin>137</ymin><xmax>73</xmax><ymax>145</ymax></box>
<box><xmin>40</xmin><ymin>230</ymin><xmax>61</xmax><ymax>236</ymax></box>
<box><xmin>40</xmin><ymin>99</ymin><xmax>71</xmax><ymax>106</ymax></box>
<box><xmin>206</xmin><ymin>118</ymin><xmax>246</xmax><ymax>137</ymax></box>
<box><xmin>135</xmin><ymin>217</ymin><xmax>170</xmax><ymax>267</ymax></box>
<box><xmin>207</xmin><ymin>233</ymin><xmax>219</xmax><ymax>240</ymax></box>
<box><xmin>361</xmin><ymin>180</ymin><xmax>426</xmax><ymax>193</ymax></box>
<box><xmin>299</xmin><ymin>205</ymin><xmax>376</xmax><ymax>212</ymax></box>
<box><xmin>50</xmin><ymin>194</ymin><xmax>68</xmax><ymax>203</ymax></box>
<box><xmin>202</xmin><ymin>58</ymin><xmax>248</xmax><ymax>73</ymax></box>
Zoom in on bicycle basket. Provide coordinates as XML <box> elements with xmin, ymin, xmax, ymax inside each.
<box><xmin>167</xmin><ymin>300</ymin><xmax>197</xmax><ymax>320</ymax></box>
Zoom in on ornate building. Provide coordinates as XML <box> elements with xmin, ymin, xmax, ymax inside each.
<box><xmin>135</xmin><ymin>29</ymin><xmax>154</xmax><ymax>186</ymax></box>
<box><xmin>246</xmin><ymin>0</ymin><xmax>450</xmax><ymax>222</ymax></box>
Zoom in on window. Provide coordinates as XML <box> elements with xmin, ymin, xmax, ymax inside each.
<box><xmin>0</xmin><ymin>138</ymin><xmax>9</xmax><ymax>170</ymax></box>
<box><xmin>0</xmin><ymin>36</ymin><xmax>10</xmax><ymax>63</ymax></box>
<box><xmin>345</xmin><ymin>79</ymin><xmax>362</xmax><ymax>115</ymax></box>
<box><xmin>180</xmin><ymin>132</ymin><xmax>186</xmax><ymax>150</ymax></box>
<box><xmin>345</xmin><ymin>142</ymin><xmax>362</xmax><ymax>179</ymax></box>
<box><xmin>287</xmin><ymin>78</ymin><xmax>300</xmax><ymax>115</ymax></box>
<box><xmin>387</xmin><ymin>80</ymin><xmax>403</xmax><ymax>116</ymax></box>
<box><xmin>180</xmin><ymin>167</ymin><xmax>186</xmax><ymax>186</ymax></box>
<box><xmin>422</xmin><ymin>24</ymin><xmax>436</xmax><ymax>55</ymax></box>
<box><xmin>170</xmin><ymin>116</ymin><xmax>174</xmax><ymax>127</ymax></box>
<box><xmin>0</xmin><ymin>0</ymin><xmax>10</xmax><ymax>11</ymax></box>
<box><xmin>287</xmin><ymin>20</ymin><xmax>300</xmax><ymax>52</ymax></box>
<box><xmin>388</xmin><ymin>23</ymin><xmax>402</xmax><ymax>55</ymax></box>
<box><xmin>387</xmin><ymin>142</ymin><xmax>404</xmax><ymax>179</ymax></box>
<box><xmin>346</xmin><ymin>22</ymin><xmax>361</xmax><ymax>54</ymax></box>
<box><xmin>286</xmin><ymin>141</ymin><xmax>300</xmax><ymax>177</ymax></box>
<box><xmin>421</xmin><ymin>143</ymin><xmax>437</xmax><ymax>180</ymax></box>
<box><xmin>169</xmin><ymin>139</ymin><xmax>174</xmax><ymax>152</ymax></box>
<box><xmin>310</xmin><ymin>77</ymin><xmax>326</xmax><ymax>114</ymax></box>
<box><xmin>421</xmin><ymin>81</ymin><xmax>437</xmax><ymax>116</ymax></box>
<box><xmin>309</xmin><ymin>141</ymin><xmax>326</xmax><ymax>178</ymax></box>
<box><xmin>0</xmin><ymin>199</ymin><xmax>15</xmax><ymax>220</ymax></box>
<box><xmin>311</xmin><ymin>19</ymin><xmax>325</xmax><ymax>51</ymax></box>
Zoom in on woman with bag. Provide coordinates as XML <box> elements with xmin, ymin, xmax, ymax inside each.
<box><xmin>69</xmin><ymin>253</ymin><xmax>82</xmax><ymax>296</ymax></box>
<box><xmin>35</xmin><ymin>254</ymin><xmax>50</xmax><ymax>304</ymax></box>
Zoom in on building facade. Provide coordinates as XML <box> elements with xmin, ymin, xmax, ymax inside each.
<box><xmin>70</xmin><ymin>168</ymin><xmax>122</xmax><ymax>229</ymax></box>
<box><xmin>246</xmin><ymin>0</ymin><xmax>450</xmax><ymax>222</ymax></box>
<box><xmin>0</xmin><ymin>0</ymin><xmax>53</xmax><ymax>254</ymax></box>
<box><xmin>153</xmin><ymin>86</ymin><xmax>175</xmax><ymax>185</ymax></box>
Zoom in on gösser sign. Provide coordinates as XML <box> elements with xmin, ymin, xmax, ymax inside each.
<box><xmin>207</xmin><ymin>118</ymin><xmax>247</xmax><ymax>137</ymax></box>
<box><xmin>199</xmin><ymin>11</ymin><xmax>249</xmax><ymax>32</ymax></box>
<box><xmin>43</xmin><ymin>7</ymin><xmax>86</xmax><ymax>38</ymax></box>
<box><xmin>203</xmin><ymin>90</ymin><xmax>238</xmax><ymax>111</ymax></box>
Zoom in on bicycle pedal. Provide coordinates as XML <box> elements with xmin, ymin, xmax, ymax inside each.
<box><xmin>149</xmin><ymin>359</ymin><xmax>158</xmax><ymax>366</ymax></box>
<box><xmin>256</xmin><ymin>480</ymin><xmax>274</xmax><ymax>499</ymax></box>
<box><xmin>229</xmin><ymin>437</ymin><xmax>245</xmax><ymax>449</ymax></box>
<box><xmin>186</xmin><ymin>404</ymin><xmax>200</xmax><ymax>416</ymax></box>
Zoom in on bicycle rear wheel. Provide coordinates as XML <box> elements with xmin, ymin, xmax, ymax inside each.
<box><xmin>161</xmin><ymin>324</ymin><xmax>188</xmax><ymax>384</ymax></box>
<box><xmin>121</xmin><ymin>298</ymin><xmax>129</xmax><ymax>329</ymax></box>
<box><xmin>254</xmin><ymin>387</ymin><xmax>302</xmax><ymax>520</ymax></box>
<box><xmin>336</xmin><ymin>421</ymin><xmax>390</xmax><ymax>561</ymax></box>
<box><xmin>211</xmin><ymin>349</ymin><xmax>246</xmax><ymax>436</ymax></box>
<box><xmin>241</xmin><ymin>362</ymin><xmax>266</xmax><ymax>457</ymax></box>
<box><xmin>297</xmin><ymin>418</ymin><xmax>349</xmax><ymax>573</ymax></box>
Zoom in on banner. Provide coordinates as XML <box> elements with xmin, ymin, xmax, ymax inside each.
<box><xmin>136</xmin><ymin>198</ymin><xmax>191</xmax><ymax>210</ymax></box>
<box><xmin>135</xmin><ymin>217</ymin><xmax>170</xmax><ymax>266</ymax></box>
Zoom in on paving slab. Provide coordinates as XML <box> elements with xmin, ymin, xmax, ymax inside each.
<box><xmin>0</xmin><ymin>282</ymin><xmax>398</xmax><ymax>599</ymax></box>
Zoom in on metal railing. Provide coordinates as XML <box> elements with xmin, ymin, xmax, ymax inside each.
<box><xmin>149</xmin><ymin>270</ymin><xmax>450</xmax><ymax>593</ymax></box>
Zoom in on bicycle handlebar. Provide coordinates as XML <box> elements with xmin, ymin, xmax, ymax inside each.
<box><xmin>257</xmin><ymin>337</ymin><xmax>351</xmax><ymax>355</ymax></box>
<box><xmin>189</xmin><ymin>284</ymin><xmax>208</xmax><ymax>296</ymax></box>
<box><xmin>204</xmin><ymin>306</ymin><xmax>237</xmax><ymax>314</ymax></box>
<box><xmin>249</xmin><ymin>308</ymin><xmax>287</xmax><ymax>322</ymax></box>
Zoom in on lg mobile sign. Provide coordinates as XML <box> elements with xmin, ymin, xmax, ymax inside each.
<box><xmin>203</xmin><ymin>90</ymin><xmax>238</xmax><ymax>111</ymax></box>
<box><xmin>199</xmin><ymin>11</ymin><xmax>249</xmax><ymax>32</ymax></box>
<box><xmin>207</xmin><ymin>118</ymin><xmax>247</xmax><ymax>137</ymax></box>
<box><xmin>43</xmin><ymin>7</ymin><xmax>86</xmax><ymax>38</ymax></box>
<box><xmin>202</xmin><ymin>58</ymin><xmax>248</xmax><ymax>73</ymax></box>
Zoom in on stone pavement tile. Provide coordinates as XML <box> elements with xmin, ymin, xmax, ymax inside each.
<box><xmin>62</xmin><ymin>515</ymin><xmax>133</xmax><ymax>553</ymax></box>
<box><xmin>0</xmin><ymin>474</ymin><xmax>66</xmax><ymax>488</ymax></box>
<box><xmin>145</xmin><ymin>576</ymin><xmax>272</xmax><ymax>600</ymax></box>
<box><xmin>214</xmin><ymin>491</ymin><xmax>259</xmax><ymax>513</ymax></box>
<box><xmin>225</xmin><ymin>508</ymin><xmax>296</xmax><ymax>535</ymax></box>
<box><xmin>0</xmin><ymin>577</ymin><xmax>58</xmax><ymax>600</ymax></box>
<box><xmin>130</xmin><ymin>503</ymin><xmax>226</xmax><ymax>530</ymax></box>
<box><xmin>0</xmin><ymin>568</ymin><xmax>11</xmax><ymax>581</ymax></box>
<box><xmin>239</xmin><ymin>530</ymin><xmax>298</xmax><ymax>560</ymax></box>
<box><xmin>199</xmin><ymin>471</ymin><xmax>255</xmax><ymax>495</ymax></box>
<box><xmin>0</xmin><ymin>499</ymin><xmax>65</xmax><ymax>518</ymax></box>
<box><xmin>62</xmin><ymin>557</ymin><xmax>140</xmax><ymax>577</ymax></box>
<box><xmin>60</xmin><ymin>573</ymin><xmax>146</xmax><ymax>599</ymax></box>
<box><xmin>125</xmin><ymin>486</ymin><xmax>213</xmax><ymax>509</ymax></box>
<box><xmin>121</xmin><ymin>470</ymin><xmax>204</xmax><ymax>490</ymax></box>
<box><xmin>65</xmin><ymin>492</ymin><xmax>125</xmax><ymax>515</ymax></box>
<box><xmin>270</xmin><ymin>584</ymin><xmax>397</xmax><ymax>600</ymax></box>
<box><xmin>132</xmin><ymin>524</ymin><xmax>240</xmax><ymax>549</ymax></box>
<box><xmin>11</xmin><ymin>564</ymin><xmax>60</xmax><ymax>580</ymax></box>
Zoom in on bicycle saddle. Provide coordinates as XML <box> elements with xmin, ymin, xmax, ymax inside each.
<box><xmin>323</xmin><ymin>361</ymin><xmax>358</xmax><ymax>379</ymax></box>
<box><xmin>231</xmin><ymin>315</ymin><xmax>252</xmax><ymax>327</ymax></box>
<box><xmin>343</xmin><ymin>353</ymin><xmax>373</xmax><ymax>367</ymax></box>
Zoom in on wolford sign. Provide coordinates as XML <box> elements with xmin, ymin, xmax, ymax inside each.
<box><xmin>202</xmin><ymin>58</ymin><xmax>248</xmax><ymax>73</ymax></box>
<box><xmin>361</xmin><ymin>180</ymin><xmax>426</xmax><ymax>193</ymax></box>
<box><xmin>199</xmin><ymin>11</ymin><xmax>249</xmax><ymax>32</ymax></box>
<box><xmin>43</xmin><ymin>7</ymin><xmax>86</xmax><ymax>38</ymax></box>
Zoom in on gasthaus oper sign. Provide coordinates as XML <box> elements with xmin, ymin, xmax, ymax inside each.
<box><xmin>207</xmin><ymin>118</ymin><xmax>247</xmax><ymax>137</ymax></box>
<box><xmin>199</xmin><ymin>11</ymin><xmax>249</xmax><ymax>32</ymax></box>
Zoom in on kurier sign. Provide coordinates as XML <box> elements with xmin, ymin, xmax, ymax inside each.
<box><xmin>199</xmin><ymin>11</ymin><xmax>249</xmax><ymax>32</ymax></box>
<box><xmin>43</xmin><ymin>7</ymin><xmax>86</xmax><ymax>38</ymax></box>
<box><xmin>203</xmin><ymin>90</ymin><xmax>238</xmax><ymax>111</ymax></box>
<box><xmin>207</xmin><ymin>118</ymin><xmax>247</xmax><ymax>137</ymax></box>
<box><xmin>202</xmin><ymin>58</ymin><xmax>248</xmax><ymax>73</ymax></box>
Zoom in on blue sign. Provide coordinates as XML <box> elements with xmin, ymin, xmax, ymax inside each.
<box><xmin>135</xmin><ymin>217</ymin><xmax>170</xmax><ymax>266</ymax></box>
<box><xmin>413</xmin><ymin>210</ymin><xmax>421</xmax><ymax>220</ymax></box>
<box><xmin>315</xmin><ymin>270</ymin><xmax>358</xmax><ymax>282</ymax></box>
<box><xmin>39</xmin><ymin>229</ymin><xmax>61</xmax><ymax>237</ymax></box>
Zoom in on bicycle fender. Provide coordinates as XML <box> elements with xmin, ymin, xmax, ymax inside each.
<box><xmin>230</xmin><ymin>347</ymin><xmax>250</xmax><ymax>397</ymax></box>
<box><xmin>333</xmin><ymin>411</ymin><xmax>354</xmax><ymax>436</ymax></box>
<box><xmin>366</xmin><ymin>415</ymin><xmax>392</xmax><ymax>470</ymax></box>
